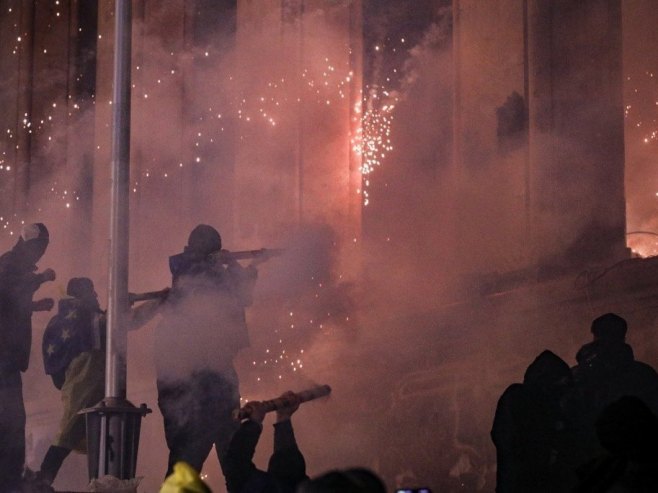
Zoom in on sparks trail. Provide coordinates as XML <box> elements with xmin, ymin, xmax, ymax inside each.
<box><xmin>247</xmin><ymin>265</ymin><xmax>356</xmax><ymax>390</ymax></box>
<box><xmin>625</xmin><ymin>71</ymin><xmax>658</xmax><ymax>145</ymax></box>
<box><xmin>351</xmin><ymin>88</ymin><xmax>396</xmax><ymax>207</ymax></box>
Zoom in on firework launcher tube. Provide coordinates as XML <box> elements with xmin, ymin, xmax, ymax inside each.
<box><xmin>169</xmin><ymin>249</ymin><xmax>284</xmax><ymax>276</ymax></box>
<box><xmin>235</xmin><ymin>384</ymin><xmax>332</xmax><ymax>420</ymax></box>
<box><xmin>128</xmin><ymin>288</ymin><xmax>169</xmax><ymax>304</ymax></box>
<box><xmin>211</xmin><ymin>248</ymin><xmax>285</xmax><ymax>264</ymax></box>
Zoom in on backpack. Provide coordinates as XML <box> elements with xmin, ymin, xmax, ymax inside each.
<box><xmin>42</xmin><ymin>300</ymin><xmax>94</xmax><ymax>389</ymax></box>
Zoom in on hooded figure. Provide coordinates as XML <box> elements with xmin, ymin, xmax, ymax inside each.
<box><xmin>491</xmin><ymin>350</ymin><xmax>583</xmax><ymax>493</ymax></box>
<box><xmin>0</xmin><ymin>223</ymin><xmax>55</xmax><ymax>492</ymax></box>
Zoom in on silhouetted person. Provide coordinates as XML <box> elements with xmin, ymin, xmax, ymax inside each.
<box><xmin>575</xmin><ymin>395</ymin><xmax>658</xmax><ymax>492</ymax></box>
<box><xmin>156</xmin><ymin>224</ymin><xmax>258</xmax><ymax>477</ymax></box>
<box><xmin>572</xmin><ymin>313</ymin><xmax>658</xmax><ymax>457</ymax></box>
<box><xmin>222</xmin><ymin>391</ymin><xmax>308</xmax><ymax>493</ymax></box>
<box><xmin>297</xmin><ymin>468</ymin><xmax>386</xmax><ymax>493</ymax></box>
<box><xmin>36</xmin><ymin>277</ymin><xmax>163</xmax><ymax>487</ymax></box>
<box><xmin>0</xmin><ymin>223</ymin><xmax>55</xmax><ymax>492</ymax></box>
<box><xmin>491</xmin><ymin>350</ymin><xmax>582</xmax><ymax>492</ymax></box>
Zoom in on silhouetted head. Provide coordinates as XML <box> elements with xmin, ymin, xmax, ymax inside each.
<box><xmin>67</xmin><ymin>277</ymin><xmax>99</xmax><ymax>311</ymax></box>
<box><xmin>591</xmin><ymin>313</ymin><xmax>627</xmax><ymax>343</ymax></box>
<box><xmin>297</xmin><ymin>468</ymin><xmax>386</xmax><ymax>493</ymax></box>
<box><xmin>16</xmin><ymin>223</ymin><xmax>49</xmax><ymax>265</ymax></box>
<box><xmin>596</xmin><ymin>395</ymin><xmax>658</xmax><ymax>462</ymax></box>
<box><xmin>523</xmin><ymin>350</ymin><xmax>572</xmax><ymax>395</ymax></box>
<box><xmin>186</xmin><ymin>224</ymin><xmax>222</xmax><ymax>256</ymax></box>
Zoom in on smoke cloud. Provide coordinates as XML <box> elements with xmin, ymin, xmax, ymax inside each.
<box><xmin>4</xmin><ymin>1</ymin><xmax>657</xmax><ymax>492</ymax></box>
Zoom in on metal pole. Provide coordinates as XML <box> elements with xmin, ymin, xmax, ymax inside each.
<box><xmin>81</xmin><ymin>2</ymin><xmax>150</xmax><ymax>481</ymax></box>
<box><xmin>106</xmin><ymin>0</ymin><xmax>131</xmax><ymax>400</ymax></box>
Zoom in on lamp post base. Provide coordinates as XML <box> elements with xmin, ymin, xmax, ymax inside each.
<box><xmin>79</xmin><ymin>397</ymin><xmax>151</xmax><ymax>481</ymax></box>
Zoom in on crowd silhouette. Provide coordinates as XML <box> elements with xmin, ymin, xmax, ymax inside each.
<box><xmin>492</xmin><ymin>313</ymin><xmax>658</xmax><ymax>492</ymax></box>
<box><xmin>3</xmin><ymin>224</ymin><xmax>658</xmax><ymax>492</ymax></box>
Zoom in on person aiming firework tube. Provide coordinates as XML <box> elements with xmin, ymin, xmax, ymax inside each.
<box><xmin>155</xmin><ymin>224</ymin><xmax>284</xmax><ymax>479</ymax></box>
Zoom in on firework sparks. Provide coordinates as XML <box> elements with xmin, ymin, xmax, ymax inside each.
<box><xmin>351</xmin><ymin>90</ymin><xmax>396</xmax><ymax>206</ymax></box>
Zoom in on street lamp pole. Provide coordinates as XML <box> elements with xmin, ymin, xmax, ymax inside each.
<box><xmin>82</xmin><ymin>0</ymin><xmax>150</xmax><ymax>482</ymax></box>
<box><xmin>106</xmin><ymin>0</ymin><xmax>131</xmax><ymax>404</ymax></box>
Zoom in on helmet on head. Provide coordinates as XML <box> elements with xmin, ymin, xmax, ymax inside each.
<box><xmin>186</xmin><ymin>224</ymin><xmax>222</xmax><ymax>256</ymax></box>
<box><xmin>591</xmin><ymin>313</ymin><xmax>627</xmax><ymax>343</ymax></box>
<box><xmin>21</xmin><ymin>223</ymin><xmax>49</xmax><ymax>243</ymax></box>
<box><xmin>66</xmin><ymin>277</ymin><xmax>95</xmax><ymax>299</ymax></box>
<box><xmin>17</xmin><ymin>222</ymin><xmax>49</xmax><ymax>263</ymax></box>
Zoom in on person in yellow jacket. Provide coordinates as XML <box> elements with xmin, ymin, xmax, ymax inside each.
<box><xmin>37</xmin><ymin>277</ymin><xmax>166</xmax><ymax>487</ymax></box>
<box><xmin>160</xmin><ymin>462</ymin><xmax>212</xmax><ymax>493</ymax></box>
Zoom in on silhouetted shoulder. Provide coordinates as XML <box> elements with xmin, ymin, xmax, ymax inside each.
<box><xmin>499</xmin><ymin>383</ymin><xmax>525</xmax><ymax>400</ymax></box>
<box><xmin>491</xmin><ymin>383</ymin><xmax>528</xmax><ymax>440</ymax></box>
<box><xmin>633</xmin><ymin>360</ymin><xmax>658</xmax><ymax>377</ymax></box>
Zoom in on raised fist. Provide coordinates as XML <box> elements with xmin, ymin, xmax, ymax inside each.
<box><xmin>40</xmin><ymin>268</ymin><xmax>56</xmax><ymax>282</ymax></box>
